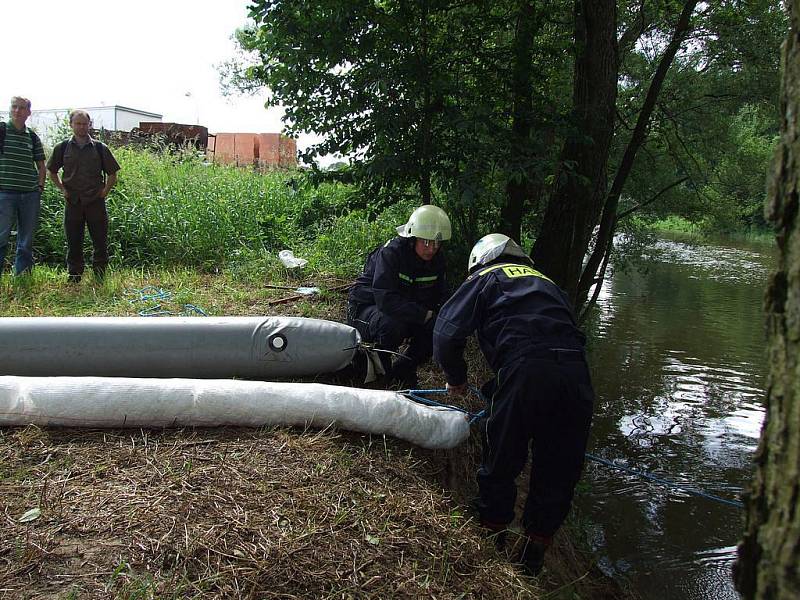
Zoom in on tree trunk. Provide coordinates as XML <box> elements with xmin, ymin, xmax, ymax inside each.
<box><xmin>575</xmin><ymin>0</ymin><xmax>697</xmax><ymax>310</ymax></box>
<box><xmin>734</xmin><ymin>2</ymin><xmax>800</xmax><ymax>598</ymax></box>
<box><xmin>500</xmin><ymin>1</ymin><xmax>537</xmax><ymax>242</ymax></box>
<box><xmin>419</xmin><ymin>0</ymin><xmax>432</xmax><ymax>205</ymax></box>
<box><xmin>531</xmin><ymin>0</ymin><xmax>618</xmax><ymax>301</ymax></box>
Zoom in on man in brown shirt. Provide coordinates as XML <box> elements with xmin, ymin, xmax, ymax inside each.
<box><xmin>47</xmin><ymin>109</ymin><xmax>120</xmax><ymax>283</ymax></box>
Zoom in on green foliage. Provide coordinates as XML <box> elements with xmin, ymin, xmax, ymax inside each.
<box><xmin>616</xmin><ymin>1</ymin><xmax>786</xmax><ymax>234</ymax></box>
<box><xmin>222</xmin><ymin>0</ymin><xmax>786</xmax><ymax>272</ymax></box>
<box><xmin>226</xmin><ymin>0</ymin><xmax>573</xmax><ymax>225</ymax></box>
<box><xmin>33</xmin><ymin>146</ymin><xmax>396</xmax><ymax>276</ymax></box>
<box><xmin>305</xmin><ymin>202</ymin><xmax>413</xmax><ymax>275</ymax></box>
<box><xmin>697</xmin><ymin>105</ymin><xmax>778</xmax><ymax>232</ymax></box>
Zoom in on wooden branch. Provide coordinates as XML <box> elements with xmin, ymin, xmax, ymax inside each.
<box><xmin>617</xmin><ymin>175</ymin><xmax>689</xmax><ymax>219</ymax></box>
<box><xmin>578</xmin><ymin>233</ymin><xmax>614</xmax><ymax>324</ymax></box>
<box><xmin>577</xmin><ymin>0</ymin><xmax>698</xmax><ymax>309</ymax></box>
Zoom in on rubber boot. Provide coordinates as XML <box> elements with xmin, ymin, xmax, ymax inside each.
<box><xmin>489</xmin><ymin>529</ymin><xmax>507</xmax><ymax>552</ymax></box>
<box><xmin>468</xmin><ymin>497</ymin><xmax>507</xmax><ymax>551</ymax></box>
<box><xmin>519</xmin><ymin>536</ymin><xmax>550</xmax><ymax>577</ymax></box>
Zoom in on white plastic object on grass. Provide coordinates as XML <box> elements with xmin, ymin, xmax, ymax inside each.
<box><xmin>295</xmin><ymin>287</ymin><xmax>320</xmax><ymax>295</ymax></box>
<box><xmin>279</xmin><ymin>250</ymin><xmax>308</xmax><ymax>269</ymax></box>
<box><xmin>0</xmin><ymin>376</ymin><xmax>471</xmax><ymax>450</ymax></box>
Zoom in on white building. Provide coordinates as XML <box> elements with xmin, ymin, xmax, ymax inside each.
<box><xmin>1</xmin><ymin>105</ymin><xmax>162</xmax><ymax>144</ymax></box>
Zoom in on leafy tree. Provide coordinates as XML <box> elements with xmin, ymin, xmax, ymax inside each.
<box><xmin>225</xmin><ymin>0</ymin><xmax>785</xmax><ymax>304</ymax></box>
<box><xmin>530</xmin><ymin>0</ymin><xmax>620</xmax><ymax>301</ymax></box>
<box><xmin>238</xmin><ymin>0</ymin><xmax>448</xmax><ymax>204</ymax></box>
<box><xmin>617</xmin><ymin>0</ymin><xmax>785</xmax><ymax>233</ymax></box>
<box><xmin>556</xmin><ymin>0</ymin><xmax>786</xmax><ymax>310</ymax></box>
<box><xmin>697</xmin><ymin>104</ymin><xmax>778</xmax><ymax>232</ymax></box>
<box><xmin>570</xmin><ymin>0</ymin><xmax>698</xmax><ymax>308</ymax></box>
<box><xmin>225</xmin><ymin>1</ymin><xmax>573</xmax><ymax>234</ymax></box>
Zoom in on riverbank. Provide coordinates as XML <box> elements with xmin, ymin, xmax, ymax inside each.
<box><xmin>0</xmin><ymin>267</ymin><xmax>629</xmax><ymax>599</ymax></box>
<box><xmin>652</xmin><ymin>216</ymin><xmax>775</xmax><ymax>247</ymax></box>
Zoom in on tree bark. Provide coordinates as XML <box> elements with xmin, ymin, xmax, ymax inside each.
<box><xmin>576</xmin><ymin>0</ymin><xmax>698</xmax><ymax>310</ymax></box>
<box><xmin>531</xmin><ymin>0</ymin><xmax>618</xmax><ymax>301</ymax></box>
<box><xmin>419</xmin><ymin>0</ymin><xmax>433</xmax><ymax>205</ymax></box>
<box><xmin>734</xmin><ymin>1</ymin><xmax>800</xmax><ymax>598</ymax></box>
<box><xmin>500</xmin><ymin>1</ymin><xmax>537</xmax><ymax>242</ymax></box>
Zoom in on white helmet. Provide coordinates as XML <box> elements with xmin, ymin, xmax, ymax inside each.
<box><xmin>468</xmin><ymin>233</ymin><xmax>530</xmax><ymax>271</ymax></box>
<box><xmin>396</xmin><ymin>205</ymin><xmax>452</xmax><ymax>241</ymax></box>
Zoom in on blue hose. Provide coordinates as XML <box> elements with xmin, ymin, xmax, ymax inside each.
<box><xmin>402</xmin><ymin>387</ymin><xmax>744</xmax><ymax>509</ymax></box>
<box><xmin>584</xmin><ymin>453</ymin><xmax>744</xmax><ymax>509</ymax></box>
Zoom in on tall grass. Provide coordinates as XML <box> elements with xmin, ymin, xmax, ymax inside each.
<box><xmin>650</xmin><ymin>214</ymin><xmax>775</xmax><ymax>247</ymax></box>
<box><xmin>35</xmin><ymin>147</ymin><xmax>411</xmax><ymax>278</ymax></box>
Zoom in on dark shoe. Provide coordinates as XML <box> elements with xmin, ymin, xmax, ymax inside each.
<box><xmin>489</xmin><ymin>529</ymin><xmax>507</xmax><ymax>552</ymax></box>
<box><xmin>519</xmin><ymin>538</ymin><xmax>548</xmax><ymax>577</ymax></box>
<box><xmin>468</xmin><ymin>498</ymin><xmax>508</xmax><ymax>551</ymax></box>
<box><xmin>93</xmin><ymin>267</ymin><xmax>106</xmax><ymax>282</ymax></box>
<box><xmin>67</xmin><ymin>274</ymin><xmax>81</xmax><ymax>284</ymax></box>
<box><xmin>468</xmin><ymin>496</ymin><xmax>483</xmax><ymax>516</ymax></box>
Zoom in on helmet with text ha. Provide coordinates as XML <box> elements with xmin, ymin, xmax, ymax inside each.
<box><xmin>468</xmin><ymin>233</ymin><xmax>531</xmax><ymax>273</ymax></box>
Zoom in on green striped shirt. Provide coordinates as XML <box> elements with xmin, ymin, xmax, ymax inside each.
<box><xmin>0</xmin><ymin>121</ymin><xmax>45</xmax><ymax>192</ymax></box>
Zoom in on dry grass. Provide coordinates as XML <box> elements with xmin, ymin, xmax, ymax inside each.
<box><xmin>0</xmin><ymin>270</ymin><xmax>627</xmax><ymax>599</ymax></box>
<box><xmin>2</xmin><ymin>427</ymin><xmax>536</xmax><ymax>599</ymax></box>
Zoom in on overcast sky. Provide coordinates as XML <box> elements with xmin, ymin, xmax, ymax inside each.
<box><xmin>4</xmin><ymin>1</ymin><xmax>320</xmax><ymax>150</ymax></box>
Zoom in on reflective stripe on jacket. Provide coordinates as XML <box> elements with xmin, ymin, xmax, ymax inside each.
<box><xmin>348</xmin><ymin>237</ymin><xmax>447</xmax><ymax>325</ymax></box>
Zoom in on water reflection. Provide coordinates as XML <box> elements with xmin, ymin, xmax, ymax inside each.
<box><xmin>581</xmin><ymin>236</ymin><xmax>773</xmax><ymax>600</ymax></box>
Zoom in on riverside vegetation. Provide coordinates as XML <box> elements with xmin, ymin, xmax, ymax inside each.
<box><xmin>0</xmin><ymin>147</ymin><xmax>629</xmax><ymax>599</ymax></box>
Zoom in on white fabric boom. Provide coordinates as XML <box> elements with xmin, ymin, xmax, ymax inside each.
<box><xmin>0</xmin><ymin>376</ymin><xmax>470</xmax><ymax>450</ymax></box>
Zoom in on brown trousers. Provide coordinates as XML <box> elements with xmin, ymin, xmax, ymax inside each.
<box><xmin>64</xmin><ymin>199</ymin><xmax>108</xmax><ymax>276</ymax></box>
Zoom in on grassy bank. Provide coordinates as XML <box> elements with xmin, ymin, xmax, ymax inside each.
<box><xmin>651</xmin><ymin>215</ymin><xmax>775</xmax><ymax>247</ymax></box>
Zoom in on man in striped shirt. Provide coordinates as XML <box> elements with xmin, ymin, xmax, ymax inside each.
<box><xmin>0</xmin><ymin>96</ymin><xmax>46</xmax><ymax>275</ymax></box>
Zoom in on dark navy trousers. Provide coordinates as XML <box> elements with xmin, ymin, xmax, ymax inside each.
<box><xmin>476</xmin><ymin>352</ymin><xmax>594</xmax><ymax>538</ymax></box>
<box><xmin>348</xmin><ymin>303</ymin><xmax>434</xmax><ymax>375</ymax></box>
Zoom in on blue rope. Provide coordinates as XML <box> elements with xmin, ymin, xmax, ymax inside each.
<box><xmin>125</xmin><ymin>287</ymin><xmax>208</xmax><ymax>317</ymax></box>
<box><xmin>402</xmin><ymin>387</ymin><xmax>486</xmax><ymax>424</ymax></box>
<box><xmin>126</xmin><ymin>286</ymin><xmax>171</xmax><ymax>303</ymax></box>
<box><xmin>584</xmin><ymin>453</ymin><xmax>744</xmax><ymax>509</ymax></box>
<box><xmin>182</xmin><ymin>303</ymin><xmax>208</xmax><ymax>316</ymax></box>
<box><xmin>403</xmin><ymin>387</ymin><xmax>743</xmax><ymax>510</ymax></box>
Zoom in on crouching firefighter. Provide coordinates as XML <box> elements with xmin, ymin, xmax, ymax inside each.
<box><xmin>432</xmin><ymin>233</ymin><xmax>594</xmax><ymax>577</ymax></box>
<box><xmin>348</xmin><ymin>205</ymin><xmax>451</xmax><ymax>389</ymax></box>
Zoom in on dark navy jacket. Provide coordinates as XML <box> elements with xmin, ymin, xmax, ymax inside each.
<box><xmin>433</xmin><ymin>260</ymin><xmax>586</xmax><ymax>385</ymax></box>
<box><xmin>349</xmin><ymin>237</ymin><xmax>447</xmax><ymax>325</ymax></box>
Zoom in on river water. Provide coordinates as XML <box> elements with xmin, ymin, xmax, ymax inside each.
<box><xmin>580</xmin><ymin>235</ymin><xmax>774</xmax><ymax>600</ymax></box>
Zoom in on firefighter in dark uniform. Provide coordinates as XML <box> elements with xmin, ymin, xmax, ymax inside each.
<box><xmin>433</xmin><ymin>233</ymin><xmax>594</xmax><ymax>577</ymax></box>
<box><xmin>348</xmin><ymin>205</ymin><xmax>451</xmax><ymax>388</ymax></box>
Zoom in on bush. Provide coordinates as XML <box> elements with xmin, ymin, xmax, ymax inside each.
<box><xmin>35</xmin><ymin>147</ymin><xmax>402</xmax><ymax>276</ymax></box>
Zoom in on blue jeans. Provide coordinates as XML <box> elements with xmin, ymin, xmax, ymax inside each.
<box><xmin>0</xmin><ymin>190</ymin><xmax>41</xmax><ymax>274</ymax></box>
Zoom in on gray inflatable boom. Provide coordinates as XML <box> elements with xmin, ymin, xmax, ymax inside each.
<box><xmin>0</xmin><ymin>376</ymin><xmax>470</xmax><ymax>450</ymax></box>
<box><xmin>0</xmin><ymin>317</ymin><xmax>358</xmax><ymax>379</ymax></box>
